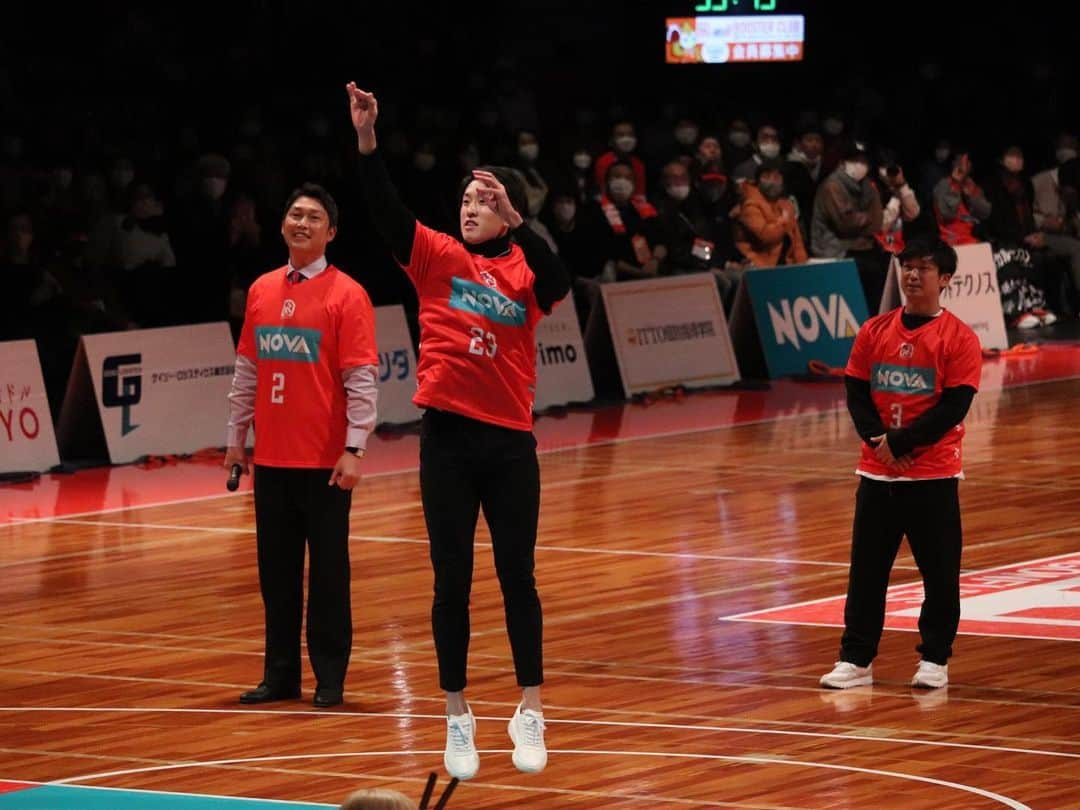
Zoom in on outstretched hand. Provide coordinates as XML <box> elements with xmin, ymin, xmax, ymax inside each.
<box><xmin>346</xmin><ymin>82</ymin><xmax>378</xmax><ymax>154</ymax></box>
<box><xmin>471</xmin><ymin>170</ymin><xmax>523</xmax><ymax>228</ymax></box>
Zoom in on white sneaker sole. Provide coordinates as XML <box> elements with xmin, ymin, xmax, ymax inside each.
<box><xmin>912</xmin><ymin>676</ymin><xmax>948</xmax><ymax>689</ymax></box>
<box><xmin>444</xmin><ymin>752</ymin><xmax>479</xmax><ymax>781</ymax></box>
<box><xmin>508</xmin><ymin>720</ymin><xmax>547</xmax><ymax>773</ymax></box>
<box><xmin>820</xmin><ymin>674</ymin><xmax>873</xmax><ymax>689</ymax></box>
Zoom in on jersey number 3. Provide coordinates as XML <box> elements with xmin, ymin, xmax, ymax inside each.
<box><xmin>890</xmin><ymin>402</ymin><xmax>903</xmax><ymax>428</ymax></box>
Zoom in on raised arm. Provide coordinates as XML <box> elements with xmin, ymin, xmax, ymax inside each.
<box><xmin>347</xmin><ymin>82</ymin><xmax>417</xmax><ymax>265</ymax></box>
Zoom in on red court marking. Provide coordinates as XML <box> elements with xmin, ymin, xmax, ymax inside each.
<box><xmin>725</xmin><ymin>552</ymin><xmax>1080</xmax><ymax>641</ymax></box>
<box><xmin>2</xmin><ymin>345</ymin><xmax>1078</xmax><ymax>524</ymax></box>
<box><xmin>0</xmin><ymin>783</ymin><xmax>35</xmax><ymax>794</ymax></box>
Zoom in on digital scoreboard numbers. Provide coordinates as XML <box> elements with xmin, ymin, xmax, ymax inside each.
<box><xmin>666</xmin><ymin>0</ymin><xmax>806</xmax><ymax>64</ymax></box>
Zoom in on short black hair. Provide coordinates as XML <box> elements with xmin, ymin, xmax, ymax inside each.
<box><xmin>456</xmin><ymin>165</ymin><xmax>528</xmax><ymax>220</ymax></box>
<box><xmin>283</xmin><ymin>183</ymin><xmax>338</xmax><ymax>228</ymax></box>
<box><xmin>899</xmin><ymin>235</ymin><xmax>958</xmax><ymax>277</ymax></box>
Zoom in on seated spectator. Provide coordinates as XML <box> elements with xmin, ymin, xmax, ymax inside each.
<box><xmin>656</xmin><ymin>159</ymin><xmax>736</xmax><ymax>273</ymax></box>
<box><xmin>671</xmin><ymin>118</ymin><xmax>702</xmax><ymax>162</ymax></box>
<box><xmin>932</xmin><ymin>150</ymin><xmax>990</xmax><ymax>246</ymax></box>
<box><xmin>783</xmin><ymin>123</ymin><xmax>825</xmax><ymax>241</ymax></box>
<box><xmin>510</xmin><ymin>129</ymin><xmax>551</xmax><ymax>223</ymax></box>
<box><xmin>1033</xmin><ymin>133</ymin><xmax>1080</xmax><ymax>309</ymax></box>
<box><xmin>594</xmin><ymin>120</ymin><xmax>648</xmax><ymax>198</ymax></box>
<box><xmin>546</xmin><ymin>188</ymin><xmax>608</xmax><ymax>329</ymax></box>
<box><xmin>983</xmin><ymin>145</ymin><xmax>1058</xmax><ymax>327</ymax></box>
<box><xmin>919</xmin><ymin>138</ymin><xmax>953</xmax><ymax>209</ymax></box>
<box><xmin>695</xmin><ymin>134</ymin><xmax>724</xmax><ymax>173</ymax></box>
<box><xmin>114</xmin><ymin>183</ymin><xmax>178</xmax><ymax>327</ymax></box>
<box><xmin>598</xmin><ymin>161</ymin><xmax>665</xmax><ymax>281</ymax></box>
<box><xmin>734</xmin><ymin>124</ymin><xmax>782</xmax><ymax>184</ymax></box>
<box><xmin>811</xmin><ymin>147</ymin><xmax>887</xmax><ymax>311</ymax></box>
<box><xmin>724</xmin><ymin>119</ymin><xmax>754</xmax><ymax>174</ymax></box>
<box><xmin>735</xmin><ymin>161</ymin><xmax>808</xmax><ymax>268</ymax></box>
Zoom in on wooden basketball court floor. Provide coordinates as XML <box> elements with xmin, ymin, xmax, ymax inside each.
<box><xmin>2</xmin><ymin>345</ymin><xmax>1079</xmax><ymax>809</ymax></box>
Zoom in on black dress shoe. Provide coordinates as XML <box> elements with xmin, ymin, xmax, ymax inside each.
<box><xmin>239</xmin><ymin>683</ymin><xmax>301</xmax><ymax>704</ymax></box>
<box><xmin>313</xmin><ymin>686</ymin><xmax>343</xmax><ymax>708</ymax></box>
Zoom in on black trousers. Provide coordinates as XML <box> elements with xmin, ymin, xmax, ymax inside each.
<box><xmin>253</xmin><ymin>465</ymin><xmax>353</xmax><ymax>690</ymax></box>
<box><xmin>840</xmin><ymin>477</ymin><xmax>963</xmax><ymax>667</ymax></box>
<box><xmin>419</xmin><ymin>408</ymin><xmax>543</xmax><ymax>692</ymax></box>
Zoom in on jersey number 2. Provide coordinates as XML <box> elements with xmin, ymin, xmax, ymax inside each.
<box><xmin>271</xmin><ymin>372</ymin><xmax>285</xmax><ymax>404</ymax></box>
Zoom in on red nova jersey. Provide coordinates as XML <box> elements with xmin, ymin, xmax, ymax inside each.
<box><xmin>402</xmin><ymin>222</ymin><xmax>545</xmax><ymax>431</ymax></box>
<box><xmin>237</xmin><ymin>266</ymin><xmax>377</xmax><ymax>468</ymax></box>
<box><xmin>846</xmin><ymin>307</ymin><xmax>981</xmax><ymax>480</ymax></box>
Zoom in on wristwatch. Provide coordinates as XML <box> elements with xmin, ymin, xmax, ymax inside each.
<box><xmin>345</xmin><ymin>446</ymin><xmax>365</xmax><ymax>457</ymax></box>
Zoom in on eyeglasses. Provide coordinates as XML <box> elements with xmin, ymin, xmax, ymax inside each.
<box><xmin>900</xmin><ymin>261</ymin><xmax>937</xmax><ymax>274</ymax></box>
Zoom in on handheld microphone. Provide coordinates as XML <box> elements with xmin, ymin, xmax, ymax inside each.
<box><xmin>227</xmin><ymin>464</ymin><xmax>242</xmax><ymax>491</ymax></box>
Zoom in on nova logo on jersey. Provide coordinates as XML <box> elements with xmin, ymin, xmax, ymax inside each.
<box><xmin>449</xmin><ymin>277</ymin><xmax>526</xmax><ymax>326</ymax></box>
<box><xmin>255</xmin><ymin>327</ymin><xmax>321</xmax><ymax>362</ymax></box>
<box><xmin>766</xmin><ymin>294</ymin><xmax>860</xmax><ymax>350</ymax></box>
<box><xmin>872</xmin><ymin>363</ymin><xmax>935</xmax><ymax>394</ymax></box>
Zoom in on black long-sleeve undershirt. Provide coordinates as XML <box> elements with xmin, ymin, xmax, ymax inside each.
<box><xmin>355</xmin><ymin>149</ymin><xmax>569</xmax><ymax>312</ymax></box>
<box><xmin>846</xmin><ymin>376</ymin><xmax>976</xmax><ymax>457</ymax></box>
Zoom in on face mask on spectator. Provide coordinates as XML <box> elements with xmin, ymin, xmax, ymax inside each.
<box><xmin>614</xmin><ymin>135</ymin><xmax>637</xmax><ymax>153</ymax></box>
<box><xmin>414</xmin><ymin>152</ymin><xmax>436</xmax><ymax>171</ymax></box>
<box><xmin>935</xmin><ymin>147</ymin><xmax>951</xmax><ymax>163</ymax></box>
<box><xmin>608</xmin><ymin>177</ymin><xmax>634</xmax><ymax>201</ymax></box>
<box><xmin>573</xmin><ymin>152</ymin><xmax>592</xmax><ymax>170</ymax></box>
<box><xmin>728</xmin><ymin>130</ymin><xmax>751</xmax><ymax>148</ymax></box>
<box><xmin>519</xmin><ymin>143</ymin><xmax>539</xmax><ymax>162</ymax></box>
<box><xmin>54</xmin><ymin>168</ymin><xmax>73</xmax><ymax>190</ymax></box>
<box><xmin>554</xmin><ymin>201</ymin><xmax>576</xmax><ymax>222</ymax></box>
<box><xmin>202</xmin><ymin>176</ymin><xmax>227</xmax><ymax>200</ymax></box>
<box><xmin>759</xmin><ymin>181</ymin><xmax>784</xmax><ymax>201</ymax></box>
<box><xmin>844</xmin><ymin>161</ymin><xmax>868</xmax><ymax>182</ymax></box>
<box><xmin>824</xmin><ymin>118</ymin><xmax>844</xmax><ymax>136</ymax></box>
<box><xmin>675</xmin><ymin>126</ymin><xmax>699</xmax><ymax>146</ymax></box>
<box><xmin>666</xmin><ymin>182</ymin><xmax>691</xmax><ymax>201</ymax></box>
<box><xmin>1057</xmin><ymin>148</ymin><xmax>1078</xmax><ymax>165</ymax></box>
<box><xmin>1003</xmin><ymin>155</ymin><xmax>1024</xmax><ymax>173</ymax></box>
<box><xmin>759</xmin><ymin>142</ymin><xmax>781</xmax><ymax>159</ymax></box>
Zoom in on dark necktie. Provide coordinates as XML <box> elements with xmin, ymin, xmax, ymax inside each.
<box><xmin>288</xmin><ymin>269</ymin><xmax>305</xmax><ymax>284</ymax></box>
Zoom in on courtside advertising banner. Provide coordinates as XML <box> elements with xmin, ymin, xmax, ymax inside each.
<box><xmin>374</xmin><ymin>305</ymin><xmax>423</xmax><ymax>425</ymax></box>
<box><xmin>744</xmin><ymin>260</ymin><xmax>869</xmax><ymax>378</ymax></box>
<box><xmin>78</xmin><ymin>323</ymin><xmax>236</xmax><ymax>464</ymax></box>
<box><xmin>0</xmin><ymin>340</ymin><xmax>60</xmax><ymax>473</ymax></box>
<box><xmin>881</xmin><ymin>242</ymin><xmax>1008</xmax><ymax>350</ymax></box>
<box><xmin>601</xmin><ymin>273</ymin><xmax>740</xmax><ymax>396</ymax></box>
<box><xmin>534</xmin><ymin>290</ymin><xmax>594</xmax><ymax>410</ymax></box>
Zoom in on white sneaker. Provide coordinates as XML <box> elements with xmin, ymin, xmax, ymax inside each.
<box><xmin>911</xmin><ymin>660</ymin><xmax>948</xmax><ymax>688</ymax></box>
<box><xmin>1013</xmin><ymin>312</ymin><xmax>1041</xmax><ymax>329</ymax></box>
<box><xmin>820</xmin><ymin>661</ymin><xmax>873</xmax><ymax>689</ymax></box>
<box><xmin>508</xmin><ymin>704</ymin><xmax>547</xmax><ymax>773</ymax></box>
<box><xmin>1032</xmin><ymin>308</ymin><xmax>1058</xmax><ymax>326</ymax></box>
<box><xmin>444</xmin><ymin>710</ymin><xmax>479</xmax><ymax>780</ymax></box>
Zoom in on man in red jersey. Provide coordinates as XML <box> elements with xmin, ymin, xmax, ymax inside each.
<box><xmin>224</xmin><ymin>183</ymin><xmax>378</xmax><ymax>709</ymax></box>
<box><xmin>347</xmin><ymin>82</ymin><xmax>570</xmax><ymax>781</ymax></box>
<box><xmin>821</xmin><ymin>235</ymin><xmax>981</xmax><ymax>691</ymax></box>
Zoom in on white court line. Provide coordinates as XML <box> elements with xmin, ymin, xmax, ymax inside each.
<box><xmin>45</xmin><ymin>748</ymin><xmax>1034</xmax><ymax>808</ymax></box>
<box><xmin>2</xmin><ymin>706</ymin><xmax>1076</xmax><ymax>760</ymax></box>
